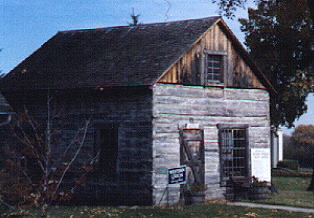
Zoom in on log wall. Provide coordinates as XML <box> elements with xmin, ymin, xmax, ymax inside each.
<box><xmin>152</xmin><ymin>84</ymin><xmax>270</xmax><ymax>204</ymax></box>
<box><xmin>3</xmin><ymin>87</ymin><xmax>153</xmax><ymax>205</ymax></box>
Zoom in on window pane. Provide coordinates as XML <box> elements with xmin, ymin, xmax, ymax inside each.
<box><xmin>207</xmin><ymin>55</ymin><xmax>223</xmax><ymax>83</ymax></box>
<box><xmin>220</xmin><ymin>128</ymin><xmax>247</xmax><ymax>184</ymax></box>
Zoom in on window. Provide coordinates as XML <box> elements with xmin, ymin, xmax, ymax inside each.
<box><xmin>94</xmin><ymin>123</ymin><xmax>118</xmax><ymax>180</ymax></box>
<box><xmin>219</xmin><ymin>127</ymin><xmax>248</xmax><ymax>185</ymax></box>
<box><xmin>204</xmin><ymin>50</ymin><xmax>226</xmax><ymax>85</ymax></box>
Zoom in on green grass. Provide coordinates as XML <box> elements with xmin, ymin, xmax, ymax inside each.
<box><xmin>1</xmin><ymin>203</ymin><xmax>314</xmax><ymax>218</ymax></box>
<box><xmin>1</xmin><ymin>176</ymin><xmax>313</xmax><ymax>217</ymax></box>
<box><xmin>250</xmin><ymin>176</ymin><xmax>314</xmax><ymax>208</ymax></box>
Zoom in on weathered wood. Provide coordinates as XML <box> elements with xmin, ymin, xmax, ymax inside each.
<box><xmin>154</xmin><ymin>101</ymin><xmax>269</xmax><ymax>117</ymax></box>
<box><xmin>225</xmin><ymin>88</ymin><xmax>269</xmax><ymax>101</ymax></box>
<box><xmin>158</xmin><ymin>22</ymin><xmax>266</xmax><ymax>90</ymax></box>
<box><xmin>154</xmin><ymin>84</ymin><xmax>224</xmax><ymax>99</ymax></box>
<box><xmin>6</xmin><ymin>88</ymin><xmax>154</xmax><ymax>205</ymax></box>
<box><xmin>249</xmin><ymin>127</ymin><xmax>271</xmax><ymax>144</ymax></box>
<box><xmin>152</xmin><ymin>84</ymin><xmax>270</xmax><ymax>203</ymax></box>
<box><xmin>154</xmin><ymin>118</ymin><xmax>270</xmax><ymax>131</ymax></box>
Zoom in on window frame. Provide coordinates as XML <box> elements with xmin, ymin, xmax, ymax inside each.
<box><xmin>217</xmin><ymin>124</ymin><xmax>250</xmax><ymax>186</ymax></box>
<box><xmin>204</xmin><ymin>50</ymin><xmax>227</xmax><ymax>86</ymax></box>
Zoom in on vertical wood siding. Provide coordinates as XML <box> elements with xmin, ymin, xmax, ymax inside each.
<box><xmin>152</xmin><ymin>84</ymin><xmax>270</xmax><ymax>204</ymax></box>
<box><xmin>158</xmin><ymin>23</ymin><xmax>265</xmax><ymax>90</ymax></box>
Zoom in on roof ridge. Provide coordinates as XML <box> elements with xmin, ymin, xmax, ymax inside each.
<box><xmin>59</xmin><ymin>16</ymin><xmax>221</xmax><ymax>34</ymax></box>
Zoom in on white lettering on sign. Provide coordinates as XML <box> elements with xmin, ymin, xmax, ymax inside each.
<box><xmin>168</xmin><ymin>167</ymin><xmax>186</xmax><ymax>185</ymax></box>
<box><xmin>251</xmin><ymin>148</ymin><xmax>271</xmax><ymax>182</ymax></box>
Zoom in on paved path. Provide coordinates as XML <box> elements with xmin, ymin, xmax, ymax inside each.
<box><xmin>227</xmin><ymin>202</ymin><xmax>314</xmax><ymax>213</ymax></box>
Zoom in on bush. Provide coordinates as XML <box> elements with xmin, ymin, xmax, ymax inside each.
<box><xmin>272</xmin><ymin>168</ymin><xmax>312</xmax><ymax>177</ymax></box>
<box><xmin>277</xmin><ymin>159</ymin><xmax>299</xmax><ymax>170</ymax></box>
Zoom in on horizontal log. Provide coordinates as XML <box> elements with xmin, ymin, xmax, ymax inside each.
<box><xmin>226</xmin><ymin>100</ymin><xmax>269</xmax><ymax>117</ymax></box>
<box><xmin>153</xmin><ymin>124</ymin><xmax>179</xmax><ymax>133</ymax></box>
<box><xmin>154</xmin><ymin>95</ymin><xmax>225</xmax><ymax>106</ymax></box>
<box><xmin>224</xmin><ymin>88</ymin><xmax>269</xmax><ymax>101</ymax></box>
<box><xmin>153</xmin><ymin>156</ymin><xmax>180</xmax><ymax>168</ymax></box>
<box><xmin>154</xmin><ymin>115</ymin><xmax>269</xmax><ymax>127</ymax></box>
<box><xmin>204</xmin><ymin>127</ymin><xmax>219</xmax><ymax>140</ymax></box>
<box><xmin>153</xmin><ymin>137</ymin><xmax>180</xmax><ymax>144</ymax></box>
<box><xmin>153</xmin><ymin>142</ymin><xmax>180</xmax><ymax>156</ymax></box>
<box><xmin>205</xmin><ymin>162</ymin><xmax>220</xmax><ymax>171</ymax></box>
<box><xmin>205</xmin><ymin>175</ymin><xmax>221</xmax><ymax>184</ymax></box>
<box><xmin>154</xmin><ymin>84</ymin><xmax>224</xmax><ymax>99</ymax></box>
<box><xmin>249</xmin><ymin>127</ymin><xmax>271</xmax><ymax>144</ymax></box>
<box><xmin>153</xmin><ymin>102</ymin><xmax>269</xmax><ymax>117</ymax></box>
<box><xmin>251</xmin><ymin>143</ymin><xmax>270</xmax><ymax>148</ymax></box>
<box><xmin>154</xmin><ymin>103</ymin><xmax>227</xmax><ymax>116</ymax></box>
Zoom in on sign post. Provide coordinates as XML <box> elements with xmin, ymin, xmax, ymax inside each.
<box><xmin>158</xmin><ymin>166</ymin><xmax>186</xmax><ymax>205</ymax></box>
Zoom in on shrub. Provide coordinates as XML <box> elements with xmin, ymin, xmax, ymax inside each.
<box><xmin>272</xmin><ymin>168</ymin><xmax>312</xmax><ymax>177</ymax></box>
<box><xmin>277</xmin><ymin>159</ymin><xmax>299</xmax><ymax>170</ymax></box>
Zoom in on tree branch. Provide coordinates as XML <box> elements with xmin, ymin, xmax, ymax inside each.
<box><xmin>48</xmin><ymin>118</ymin><xmax>90</xmax><ymax>206</ymax></box>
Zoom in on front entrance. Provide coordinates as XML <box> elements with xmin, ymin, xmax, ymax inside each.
<box><xmin>180</xmin><ymin>128</ymin><xmax>205</xmax><ymax>203</ymax></box>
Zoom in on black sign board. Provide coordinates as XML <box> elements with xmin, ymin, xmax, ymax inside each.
<box><xmin>168</xmin><ymin>167</ymin><xmax>186</xmax><ymax>185</ymax></box>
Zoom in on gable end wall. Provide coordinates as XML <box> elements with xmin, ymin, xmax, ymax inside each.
<box><xmin>158</xmin><ymin>22</ymin><xmax>265</xmax><ymax>90</ymax></box>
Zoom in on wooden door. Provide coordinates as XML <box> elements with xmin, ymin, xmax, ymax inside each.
<box><xmin>180</xmin><ymin>129</ymin><xmax>205</xmax><ymax>187</ymax></box>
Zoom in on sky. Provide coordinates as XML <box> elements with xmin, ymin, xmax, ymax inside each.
<box><xmin>0</xmin><ymin>0</ymin><xmax>313</xmax><ymax>134</ymax></box>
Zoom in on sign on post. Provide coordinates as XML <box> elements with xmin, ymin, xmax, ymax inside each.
<box><xmin>168</xmin><ymin>166</ymin><xmax>186</xmax><ymax>185</ymax></box>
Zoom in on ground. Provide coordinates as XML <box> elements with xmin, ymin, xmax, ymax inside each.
<box><xmin>249</xmin><ymin>176</ymin><xmax>314</xmax><ymax>208</ymax></box>
<box><xmin>1</xmin><ymin>176</ymin><xmax>313</xmax><ymax>217</ymax></box>
<box><xmin>1</xmin><ymin>203</ymin><xmax>314</xmax><ymax>218</ymax></box>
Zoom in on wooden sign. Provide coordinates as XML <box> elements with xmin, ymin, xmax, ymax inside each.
<box><xmin>168</xmin><ymin>167</ymin><xmax>186</xmax><ymax>185</ymax></box>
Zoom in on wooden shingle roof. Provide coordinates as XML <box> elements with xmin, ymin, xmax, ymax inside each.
<box><xmin>1</xmin><ymin>17</ymin><xmax>221</xmax><ymax>91</ymax></box>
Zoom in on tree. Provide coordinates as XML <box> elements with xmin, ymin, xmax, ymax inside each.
<box><xmin>290</xmin><ymin>125</ymin><xmax>314</xmax><ymax>191</ymax></box>
<box><xmin>0</xmin><ymin>94</ymin><xmax>96</xmax><ymax>217</ymax></box>
<box><xmin>239</xmin><ymin>0</ymin><xmax>314</xmax><ymax>128</ymax></box>
<box><xmin>238</xmin><ymin>0</ymin><xmax>314</xmax><ymax>193</ymax></box>
<box><xmin>211</xmin><ymin>0</ymin><xmax>314</xmax><ymax>23</ymax></box>
<box><xmin>285</xmin><ymin>127</ymin><xmax>314</xmax><ymax>168</ymax></box>
<box><xmin>211</xmin><ymin>0</ymin><xmax>248</xmax><ymax>18</ymax></box>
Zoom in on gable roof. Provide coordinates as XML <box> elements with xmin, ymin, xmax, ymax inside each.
<box><xmin>0</xmin><ymin>16</ymin><xmax>274</xmax><ymax>92</ymax></box>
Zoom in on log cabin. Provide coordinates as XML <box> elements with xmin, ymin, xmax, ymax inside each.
<box><xmin>0</xmin><ymin>16</ymin><xmax>276</xmax><ymax>205</ymax></box>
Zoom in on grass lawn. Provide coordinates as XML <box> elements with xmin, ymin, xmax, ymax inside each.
<box><xmin>1</xmin><ymin>203</ymin><xmax>314</xmax><ymax>218</ymax></box>
<box><xmin>1</xmin><ymin>176</ymin><xmax>313</xmax><ymax>217</ymax></box>
<box><xmin>250</xmin><ymin>176</ymin><xmax>314</xmax><ymax>208</ymax></box>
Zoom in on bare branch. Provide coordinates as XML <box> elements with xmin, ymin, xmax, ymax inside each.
<box><xmin>10</xmin><ymin>124</ymin><xmax>45</xmax><ymax>173</ymax></box>
<box><xmin>0</xmin><ymin>197</ymin><xmax>15</xmax><ymax>210</ymax></box>
<box><xmin>61</xmin><ymin>127</ymin><xmax>82</xmax><ymax>158</ymax></box>
<box><xmin>21</xmin><ymin>168</ymin><xmax>34</xmax><ymax>185</ymax></box>
<box><xmin>162</xmin><ymin>0</ymin><xmax>171</xmax><ymax>21</ymax></box>
<box><xmin>48</xmin><ymin>118</ymin><xmax>90</xmax><ymax>206</ymax></box>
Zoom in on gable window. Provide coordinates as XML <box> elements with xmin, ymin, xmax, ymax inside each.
<box><xmin>204</xmin><ymin>50</ymin><xmax>226</xmax><ymax>85</ymax></box>
<box><xmin>94</xmin><ymin>123</ymin><xmax>119</xmax><ymax>180</ymax></box>
<box><xmin>218</xmin><ymin>125</ymin><xmax>249</xmax><ymax>185</ymax></box>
